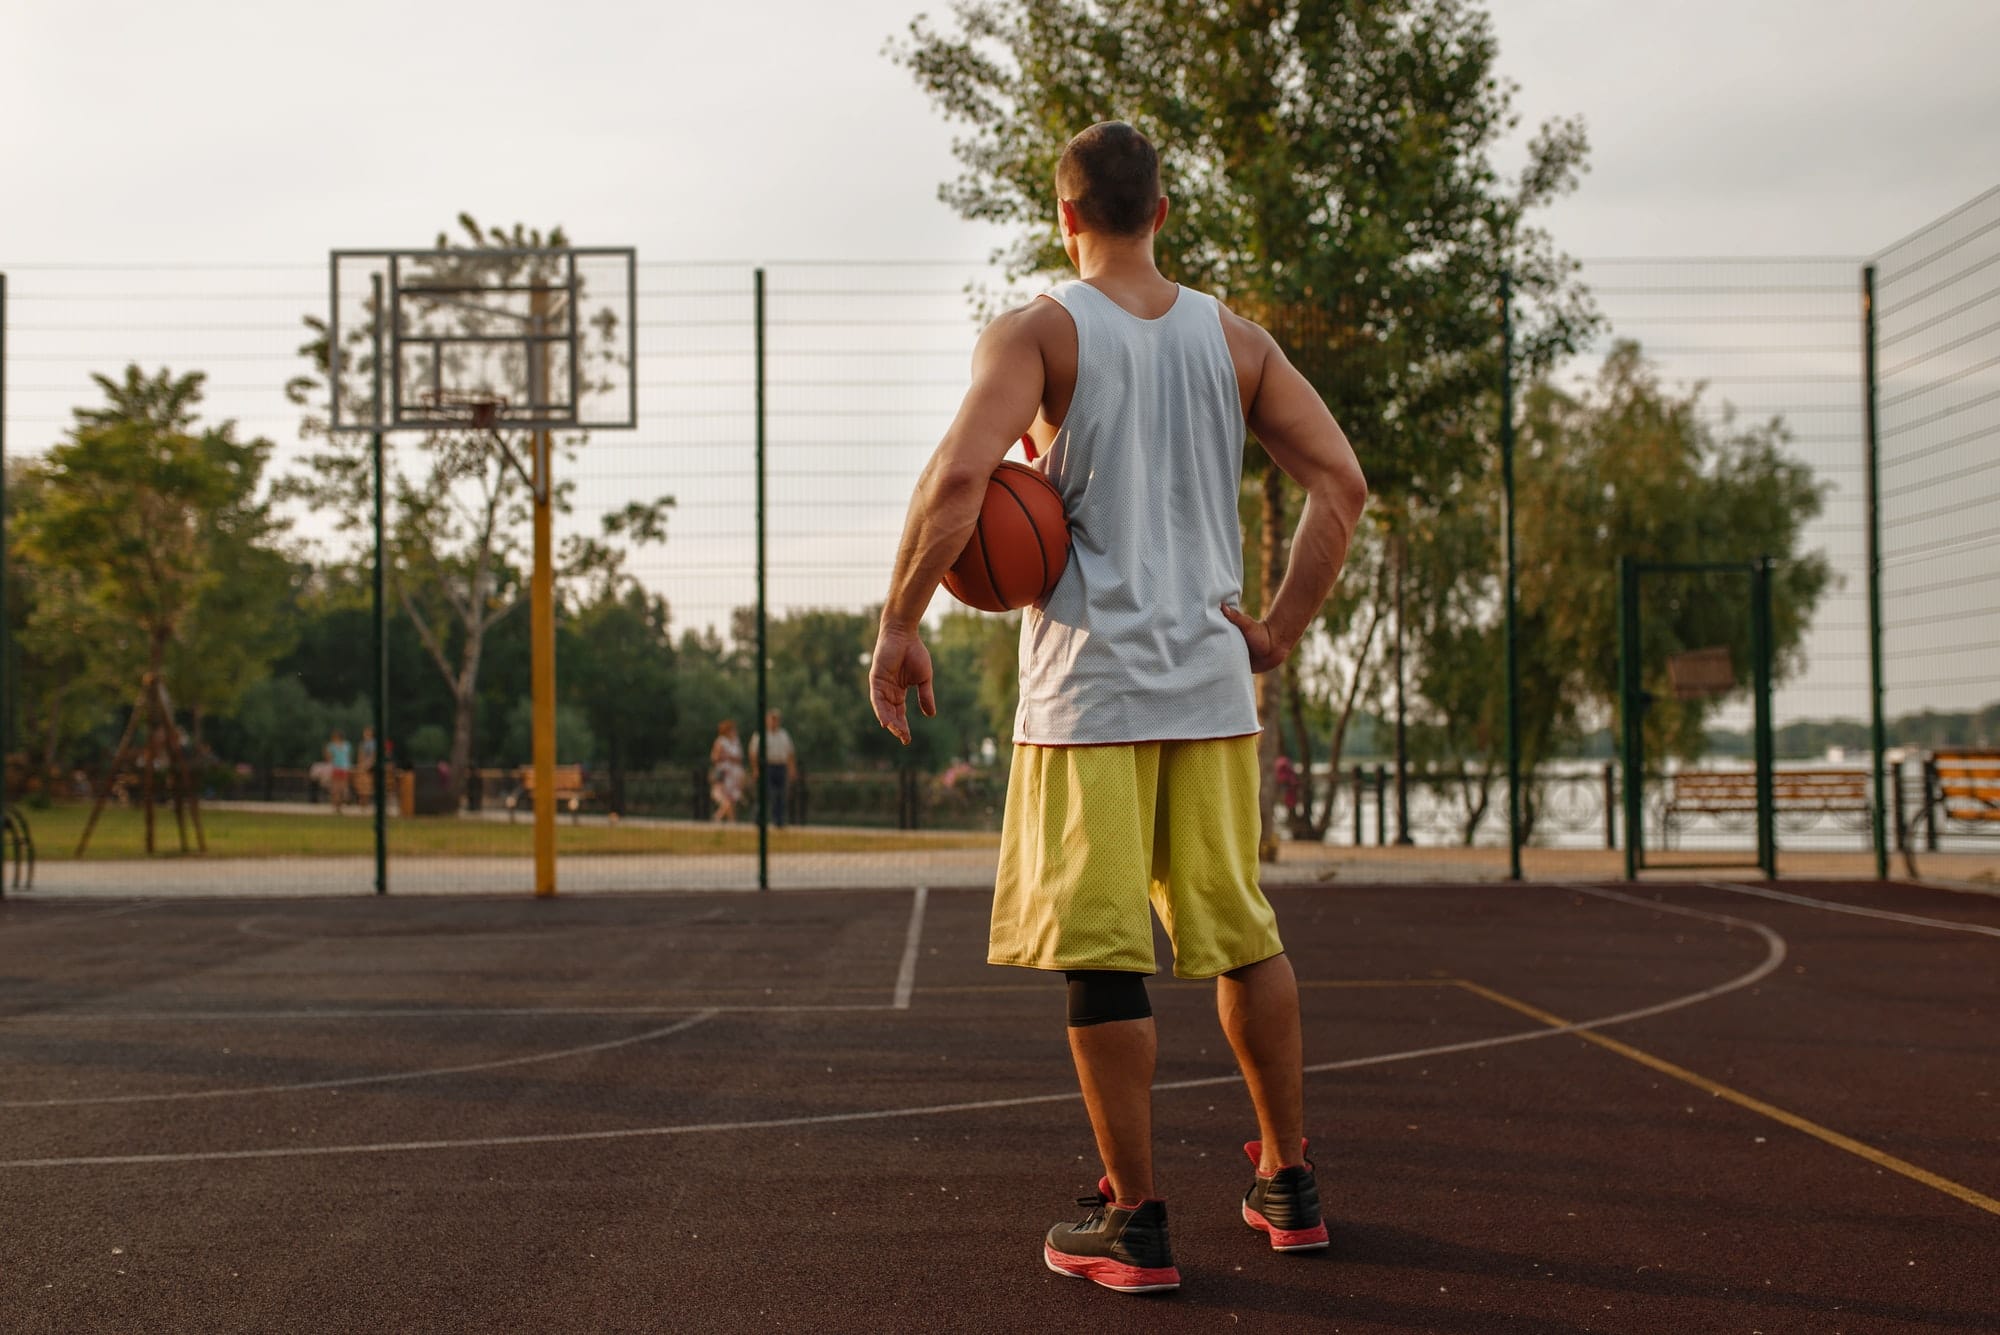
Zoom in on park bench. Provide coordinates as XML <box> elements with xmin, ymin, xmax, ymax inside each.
<box><xmin>1916</xmin><ymin>748</ymin><xmax>2000</xmax><ymax>843</ymax></box>
<box><xmin>1663</xmin><ymin>768</ymin><xmax>1871</xmax><ymax>847</ymax></box>
<box><xmin>505</xmin><ymin>764</ymin><xmax>599</xmax><ymax>823</ymax></box>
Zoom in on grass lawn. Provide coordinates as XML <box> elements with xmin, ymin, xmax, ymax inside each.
<box><xmin>20</xmin><ymin>804</ymin><xmax>999</xmax><ymax>861</ymax></box>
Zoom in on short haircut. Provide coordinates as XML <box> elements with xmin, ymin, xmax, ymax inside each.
<box><xmin>1055</xmin><ymin>122</ymin><xmax>1161</xmax><ymax>237</ymax></box>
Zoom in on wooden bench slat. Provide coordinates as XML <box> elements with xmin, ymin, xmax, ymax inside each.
<box><xmin>1930</xmin><ymin>749</ymin><xmax>2000</xmax><ymax>822</ymax></box>
<box><xmin>1666</xmin><ymin>769</ymin><xmax>1870</xmax><ymax>814</ymax></box>
<box><xmin>506</xmin><ymin>764</ymin><xmax>598</xmax><ymax>820</ymax></box>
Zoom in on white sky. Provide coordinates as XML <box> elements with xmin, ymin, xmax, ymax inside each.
<box><xmin>3</xmin><ymin>0</ymin><xmax>1997</xmax><ymax>724</ymax></box>
<box><xmin>5</xmin><ymin>0</ymin><xmax>1997</xmax><ymax>263</ymax></box>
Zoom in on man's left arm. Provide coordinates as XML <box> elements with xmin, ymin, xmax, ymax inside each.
<box><xmin>869</xmin><ymin>307</ymin><xmax>1047</xmax><ymax>743</ymax></box>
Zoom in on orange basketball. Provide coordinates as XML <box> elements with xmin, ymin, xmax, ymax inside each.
<box><xmin>942</xmin><ymin>461</ymin><xmax>1071</xmax><ymax>613</ymax></box>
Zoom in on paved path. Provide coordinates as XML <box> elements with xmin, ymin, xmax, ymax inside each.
<box><xmin>14</xmin><ymin>841</ymin><xmax>2000</xmax><ymax>898</ymax></box>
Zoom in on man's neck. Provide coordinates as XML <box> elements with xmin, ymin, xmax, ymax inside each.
<box><xmin>1073</xmin><ymin>236</ymin><xmax>1167</xmax><ymax>286</ymax></box>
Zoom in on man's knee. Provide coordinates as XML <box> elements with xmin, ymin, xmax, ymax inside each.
<box><xmin>1064</xmin><ymin>970</ymin><xmax>1151</xmax><ymax>1027</ymax></box>
<box><xmin>1222</xmin><ymin>951</ymin><xmax>1288</xmax><ymax>983</ymax></box>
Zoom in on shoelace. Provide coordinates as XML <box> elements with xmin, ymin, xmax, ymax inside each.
<box><xmin>1072</xmin><ymin>1192</ymin><xmax>1109</xmax><ymax>1228</ymax></box>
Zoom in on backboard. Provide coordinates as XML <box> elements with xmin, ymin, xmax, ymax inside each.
<box><xmin>328</xmin><ymin>247</ymin><xmax>636</xmax><ymax>434</ymax></box>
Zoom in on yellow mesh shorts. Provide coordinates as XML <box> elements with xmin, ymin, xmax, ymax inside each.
<box><xmin>988</xmin><ymin>735</ymin><xmax>1283</xmax><ymax>979</ymax></box>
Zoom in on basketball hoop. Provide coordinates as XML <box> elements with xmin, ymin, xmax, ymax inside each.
<box><xmin>327</xmin><ymin>246</ymin><xmax>636</xmax><ymax>437</ymax></box>
<box><xmin>417</xmin><ymin>390</ymin><xmax>509</xmax><ymax>432</ymax></box>
<box><xmin>1667</xmin><ymin>645</ymin><xmax>1736</xmax><ymax>700</ymax></box>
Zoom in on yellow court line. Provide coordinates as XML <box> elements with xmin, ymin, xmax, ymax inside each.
<box><xmin>1455</xmin><ymin>979</ymin><xmax>2000</xmax><ymax>1219</ymax></box>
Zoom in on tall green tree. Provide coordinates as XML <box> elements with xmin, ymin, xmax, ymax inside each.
<box><xmin>284</xmin><ymin>216</ymin><xmax>670</xmax><ymax>802</ymax></box>
<box><xmin>895</xmin><ymin>0</ymin><xmax>1595</xmax><ymax>853</ymax></box>
<box><xmin>16</xmin><ymin>368</ymin><xmax>292</xmax><ymax>762</ymax></box>
<box><xmin>1405</xmin><ymin>341</ymin><xmax>1832</xmax><ymax>838</ymax></box>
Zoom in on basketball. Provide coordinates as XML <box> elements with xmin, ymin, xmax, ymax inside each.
<box><xmin>942</xmin><ymin>461</ymin><xmax>1071</xmax><ymax>613</ymax></box>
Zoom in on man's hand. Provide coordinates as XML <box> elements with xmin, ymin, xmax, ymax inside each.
<box><xmin>1222</xmin><ymin>603</ymin><xmax>1289</xmax><ymax>674</ymax></box>
<box><xmin>870</xmin><ymin>622</ymin><xmax>937</xmax><ymax>745</ymax></box>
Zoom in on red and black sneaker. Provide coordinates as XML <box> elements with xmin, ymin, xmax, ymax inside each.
<box><xmin>1043</xmin><ymin>1177</ymin><xmax>1182</xmax><ymax>1293</ymax></box>
<box><xmin>1241</xmin><ymin>1140</ymin><xmax>1331</xmax><ymax>1252</ymax></box>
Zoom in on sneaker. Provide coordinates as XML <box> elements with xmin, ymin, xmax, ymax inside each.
<box><xmin>1241</xmin><ymin>1140</ymin><xmax>1330</xmax><ymax>1252</ymax></box>
<box><xmin>1043</xmin><ymin>1177</ymin><xmax>1182</xmax><ymax>1293</ymax></box>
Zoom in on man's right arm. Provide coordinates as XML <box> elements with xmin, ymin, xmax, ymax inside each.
<box><xmin>1221</xmin><ymin>320</ymin><xmax>1369</xmax><ymax>672</ymax></box>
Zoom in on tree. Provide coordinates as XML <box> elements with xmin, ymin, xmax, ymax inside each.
<box><xmin>6</xmin><ymin>461</ymin><xmax>121</xmax><ymax>787</ymax></box>
<box><xmin>284</xmin><ymin>216</ymin><xmax>670</xmax><ymax>803</ymax></box>
<box><xmin>931</xmin><ymin>609</ymin><xmax>1024</xmax><ymax>759</ymax></box>
<box><xmin>895</xmin><ymin>0</ymin><xmax>1596</xmax><ymax>855</ymax></box>
<box><xmin>1402</xmin><ymin>341</ymin><xmax>1832</xmax><ymax>838</ymax></box>
<box><xmin>16</xmin><ymin>367</ymin><xmax>291</xmax><ymax>847</ymax></box>
<box><xmin>562</xmin><ymin>584</ymin><xmax>678</xmax><ymax>809</ymax></box>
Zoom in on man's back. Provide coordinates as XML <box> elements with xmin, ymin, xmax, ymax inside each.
<box><xmin>1004</xmin><ymin>276</ymin><xmax>1286</xmax><ymax>447</ymax></box>
<box><xmin>1014</xmin><ymin>279</ymin><xmax>1256</xmax><ymax>745</ymax></box>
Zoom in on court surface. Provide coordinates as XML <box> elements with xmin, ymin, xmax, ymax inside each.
<box><xmin>3</xmin><ymin>878</ymin><xmax>1995</xmax><ymax>1333</ymax></box>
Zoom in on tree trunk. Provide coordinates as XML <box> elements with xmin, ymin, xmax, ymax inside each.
<box><xmin>608</xmin><ymin>731</ymin><xmax>626</xmax><ymax>815</ymax></box>
<box><xmin>1284</xmin><ymin>665</ymin><xmax>1315</xmax><ymax>838</ymax></box>
<box><xmin>448</xmin><ymin>674</ymin><xmax>479</xmax><ymax>809</ymax></box>
<box><xmin>1255</xmin><ymin>464</ymin><xmax>1287</xmax><ymax>863</ymax></box>
<box><xmin>1312</xmin><ymin>558</ymin><xmax>1390</xmax><ymax>837</ymax></box>
<box><xmin>40</xmin><ymin>680</ymin><xmax>65</xmax><ymax>779</ymax></box>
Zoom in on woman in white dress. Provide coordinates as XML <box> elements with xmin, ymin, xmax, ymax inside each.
<box><xmin>708</xmin><ymin>719</ymin><xmax>745</xmax><ymax>823</ymax></box>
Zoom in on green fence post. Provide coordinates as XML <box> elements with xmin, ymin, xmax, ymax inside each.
<box><xmin>1500</xmin><ymin>271</ymin><xmax>1523</xmax><ymax>881</ymax></box>
<box><xmin>1861</xmin><ymin>264</ymin><xmax>1889</xmax><ymax>880</ymax></box>
<box><xmin>1617</xmin><ymin>557</ymin><xmax>1642</xmax><ymax>880</ymax></box>
<box><xmin>370</xmin><ymin>274</ymin><xmax>388</xmax><ymax>896</ymax></box>
<box><xmin>0</xmin><ymin>271</ymin><xmax>10</xmax><ymax>765</ymax></box>
<box><xmin>755</xmin><ymin>268</ymin><xmax>769</xmax><ymax>892</ymax></box>
<box><xmin>1751</xmin><ymin>557</ymin><xmax>1777</xmax><ymax>879</ymax></box>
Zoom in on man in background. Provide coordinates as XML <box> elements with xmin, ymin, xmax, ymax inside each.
<box><xmin>749</xmin><ymin>709</ymin><xmax>800</xmax><ymax>828</ymax></box>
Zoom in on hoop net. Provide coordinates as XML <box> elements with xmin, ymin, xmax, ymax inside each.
<box><xmin>417</xmin><ymin>390</ymin><xmax>510</xmax><ymax>431</ymax></box>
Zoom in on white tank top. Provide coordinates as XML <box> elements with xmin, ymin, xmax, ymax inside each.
<box><xmin>1013</xmin><ymin>280</ymin><xmax>1259</xmax><ymax>745</ymax></box>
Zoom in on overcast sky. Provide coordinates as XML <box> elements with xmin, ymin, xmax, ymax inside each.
<box><xmin>4</xmin><ymin>0</ymin><xmax>1997</xmax><ymax>264</ymax></box>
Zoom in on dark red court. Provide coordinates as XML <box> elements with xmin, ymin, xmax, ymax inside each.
<box><xmin>3</xmin><ymin>878</ymin><xmax>1995</xmax><ymax>1333</ymax></box>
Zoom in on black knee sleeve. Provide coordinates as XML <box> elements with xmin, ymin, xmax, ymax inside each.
<box><xmin>1064</xmin><ymin>970</ymin><xmax>1152</xmax><ymax>1027</ymax></box>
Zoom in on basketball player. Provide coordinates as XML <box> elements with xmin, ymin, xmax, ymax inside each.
<box><xmin>870</xmin><ymin>121</ymin><xmax>1368</xmax><ymax>1293</ymax></box>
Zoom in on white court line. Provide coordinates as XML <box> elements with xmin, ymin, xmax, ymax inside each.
<box><xmin>11</xmin><ymin>895</ymin><xmax>933</xmax><ymax>1023</ymax></box>
<box><xmin>893</xmin><ymin>886</ymin><xmax>928</xmax><ymax>1010</ymax></box>
<box><xmin>0</xmin><ymin>1011</ymin><xmax>719</xmax><ymax>1109</ymax></box>
<box><xmin>0</xmin><ymin>900</ymin><xmax>167</xmax><ymax>932</ymax></box>
<box><xmin>1700</xmin><ymin>880</ymin><xmax>2000</xmax><ymax>939</ymax></box>
<box><xmin>0</xmin><ymin>884</ymin><xmax>1785</xmax><ymax>1170</ymax></box>
<box><xmin>6</xmin><ymin>1004</ymin><xmax>894</xmax><ymax>1022</ymax></box>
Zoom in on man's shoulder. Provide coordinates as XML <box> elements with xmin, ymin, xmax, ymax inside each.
<box><xmin>1212</xmin><ymin>299</ymin><xmax>1277</xmax><ymax>353</ymax></box>
<box><xmin>1211</xmin><ymin>299</ymin><xmax>1277</xmax><ymax>391</ymax></box>
<box><xmin>984</xmin><ymin>294</ymin><xmax>1074</xmax><ymax>342</ymax></box>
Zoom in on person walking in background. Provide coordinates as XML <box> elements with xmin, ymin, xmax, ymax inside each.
<box><xmin>869</xmin><ymin>122</ymin><xmax>1367</xmax><ymax>1293</ymax></box>
<box><xmin>325</xmin><ymin>729</ymin><xmax>355</xmax><ymax>815</ymax></box>
<box><xmin>355</xmin><ymin>726</ymin><xmax>378</xmax><ymax>806</ymax></box>
<box><xmin>749</xmin><ymin>709</ymin><xmax>800</xmax><ymax>828</ymax></box>
<box><xmin>708</xmin><ymin>719</ymin><xmax>745</xmax><ymax>824</ymax></box>
<box><xmin>1274</xmin><ymin>752</ymin><xmax>1301</xmax><ymax>826</ymax></box>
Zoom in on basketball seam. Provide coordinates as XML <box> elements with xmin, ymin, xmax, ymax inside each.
<box><xmin>991</xmin><ymin>469</ymin><xmax>1048</xmax><ymax>599</ymax></box>
<box><xmin>974</xmin><ymin>506</ymin><xmax>1003</xmax><ymax>611</ymax></box>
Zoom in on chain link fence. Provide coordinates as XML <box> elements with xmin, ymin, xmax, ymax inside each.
<box><xmin>1869</xmin><ymin>185</ymin><xmax>2000</xmax><ymax>862</ymax></box>
<box><xmin>1</xmin><ymin>191</ymin><xmax>1994</xmax><ymax>892</ymax></box>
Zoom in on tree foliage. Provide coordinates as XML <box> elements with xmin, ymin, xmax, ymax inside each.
<box><xmin>895</xmin><ymin>0</ymin><xmax>1598</xmax><ymax>852</ymax></box>
<box><xmin>13</xmin><ymin>367</ymin><xmax>293</xmax><ymax>770</ymax></box>
<box><xmin>1400</xmin><ymin>341</ymin><xmax>1832</xmax><ymax>837</ymax></box>
<box><xmin>894</xmin><ymin>0</ymin><xmax>1595</xmax><ymax>497</ymax></box>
